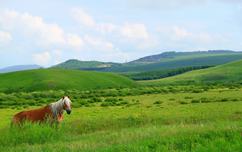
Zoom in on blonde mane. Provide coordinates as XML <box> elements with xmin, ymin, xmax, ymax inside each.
<box><xmin>50</xmin><ymin>97</ymin><xmax>66</xmax><ymax>119</ymax></box>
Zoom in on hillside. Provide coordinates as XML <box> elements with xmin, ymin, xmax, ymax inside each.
<box><xmin>0</xmin><ymin>64</ymin><xmax>42</xmax><ymax>73</ymax></box>
<box><xmin>105</xmin><ymin>53</ymin><xmax>242</xmax><ymax>72</ymax></box>
<box><xmin>129</xmin><ymin>50</ymin><xmax>239</xmax><ymax>64</ymax></box>
<box><xmin>53</xmin><ymin>59</ymin><xmax>120</xmax><ymax>70</ymax></box>
<box><xmin>54</xmin><ymin>50</ymin><xmax>242</xmax><ymax>73</ymax></box>
<box><xmin>140</xmin><ymin>60</ymin><xmax>242</xmax><ymax>86</ymax></box>
<box><xmin>0</xmin><ymin>69</ymin><xmax>136</xmax><ymax>92</ymax></box>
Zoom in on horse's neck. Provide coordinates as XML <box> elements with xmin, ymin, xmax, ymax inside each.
<box><xmin>50</xmin><ymin>99</ymin><xmax>64</xmax><ymax>117</ymax></box>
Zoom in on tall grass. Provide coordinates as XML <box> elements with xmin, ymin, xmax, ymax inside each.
<box><xmin>0</xmin><ymin>122</ymin><xmax>66</xmax><ymax>147</ymax></box>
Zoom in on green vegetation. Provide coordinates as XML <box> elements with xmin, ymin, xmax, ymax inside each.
<box><xmin>125</xmin><ymin>66</ymin><xmax>211</xmax><ymax>80</ymax></box>
<box><xmin>53</xmin><ymin>51</ymin><xmax>242</xmax><ymax>73</ymax></box>
<box><xmin>53</xmin><ymin>59</ymin><xmax>120</xmax><ymax>70</ymax></box>
<box><xmin>0</xmin><ymin>87</ymin><xmax>241</xmax><ymax>151</ymax></box>
<box><xmin>0</xmin><ymin>56</ymin><xmax>242</xmax><ymax>151</ymax></box>
<box><xmin>107</xmin><ymin>53</ymin><xmax>242</xmax><ymax>72</ymax></box>
<box><xmin>0</xmin><ymin>69</ymin><xmax>136</xmax><ymax>92</ymax></box>
<box><xmin>140</xmin><ymin>59</ymin><xmax>242</xmax><ymax>86</ymax></box>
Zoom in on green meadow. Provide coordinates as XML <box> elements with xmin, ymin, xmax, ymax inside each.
<box><xmin>0</xmin><ymin>69</ymin><xmax>136</xmax><ymax>92</ymax></box>
<box><xmin>140</xmin><ymin>60</ymin><xmax>242</xmax><ymax>86</ymax></box>
<box><xmin>0</xmin><ymin>86</ymin><xmax>241</xmax><ymax>151</ymax></box>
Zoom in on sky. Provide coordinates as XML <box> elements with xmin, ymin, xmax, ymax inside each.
<box><xmin>0</xmin><ymin>0</ymin><xmax>241</xmax><ymax>68</ymax></box>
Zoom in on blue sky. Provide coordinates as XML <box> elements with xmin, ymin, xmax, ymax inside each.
<box><xmin>0</xmin><ymin>0</ymin><xmax>241</xmax><ymax>68</ymax></box>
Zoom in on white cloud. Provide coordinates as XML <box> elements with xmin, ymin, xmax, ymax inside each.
<box><xmin>0</xmin><ymin>10</ymin><xmax>65</xmax><ymax>46</ymax></box>
<box><xmin>0</xmin><ymin>31</ymin><xmax>12</xmax><ymax>45</ymax></box>
<box><xmin>83</xmin><ymin>35</ymin><xmax>114</xmax><ymax>51</ymax></box>
<box><xmin>0</xmin><ymin>9</ymin><xmax>84</xmax><ymax>50</ymax></box>
<box><xmin>96</xmin><ymin>23</ymin><xmax>117</xmax><ymax>33</ymax></box>
<box><xmin>66</xmin><ymin>33</ymin><xmax>84</xmax><ymax>50</ymax></box>
<box><xmin>172</xmin><ymin>26</ymin><xmax>192</xmax><ymax>40</ymax></box>
<box><xmin>71</xmin><ymin>8</ymin><xmax>96</xmax><ymax>27</ymax></box>
<box><xmin>71</xmin><ymin>8</ymin><xmax>151</xmax><ymax>42</ymax></box>
<box><xmin>120</xmin><ymin>23</ymin><xmax>149</xmax><ymax>40</ymax></box>
<box><xmin>33</xmin><ymin>51</ymin><xmax>51</xmax><ymax>66</ymax></box>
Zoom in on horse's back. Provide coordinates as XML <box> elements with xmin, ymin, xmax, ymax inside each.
<box><xmin>12</xmin><ymin>105</ymin><xmax>52</xmax><ymax>124</ymax></box>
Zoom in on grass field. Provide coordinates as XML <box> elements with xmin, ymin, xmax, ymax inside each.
<box><xmin>0</xmin><ymin>87</ymin><xmax>241</xmax><ymax>151</ymax></box>
<box><xmin>140</xmin><ymin>60</ymin><xmax>242</xmax><ymax>86</ymax></box>
<box><xmin>0</xmin><ymin>69</ymin><xmax>136</xmax><ymax>92</ymax></box>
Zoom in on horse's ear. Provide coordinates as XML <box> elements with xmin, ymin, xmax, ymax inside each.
<box><xmin>67</xmin><ymin>96</ymin><xmax>70</xmax><ymax>99</ymax></box>
<box><xmin>62</xmin><ymin>96</ymin><xmax>65</xmax><ymax>99</ymax></box>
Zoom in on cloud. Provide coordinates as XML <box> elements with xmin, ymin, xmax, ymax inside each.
<box><xmin>120</xmin><ymin>23</ymin><xmax>149</xmax><ymax>40</ymax></box>
<box><xmin>171</xmin><ymin>26</ymin><xmax>192</xmax><ymax>40</ymax></box>
<box><xmin>156</xmin><ymin>25</ymin><xmax>228</xmax><ymax>51</ymax></box>
<box><xmin>71</xmin><ymin>8</ymin><xmax>151</xmax><ymax>41</ymax></box>
<box><xmin>33</xmin><ymin>51</ymin><xmax>51</xmax><ymax>66</ymax></box>
<box><xmin>83</xmin><ymin>35</ymin><xmax>114</xmax><ymax>51</ymax></box>
<box><xmin>0</xmin><ymin>10</ymin><xmax>65</xmax><ymax>46</ymax></box>
<box><xmin>71</xmin><ymin>8</ymin><xmax>96</xmax><ymax>27</ymax></box>
<box><xmin>66</xmin><ymin>33</ymin><xmax>84</xmax><ymax>50</ymax></box>
<box><xmin>0</xmin><ymin>31</ymin><xmax>12</xmax><ymax>45</ymax></box>
<box><xmin>0</xmin><ymin>9</ymin><xmax>84</xmax><ymax>50</ymax></box>
<box><xmin>96</xmin><ymin>23</ymin><xmax>117</xmax><ymax>33</ymax></box>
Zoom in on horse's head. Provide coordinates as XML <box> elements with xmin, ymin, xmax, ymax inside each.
<box><xmin>62</xmin><ymin>96</ymin><xmax>72</xmax><ymax>114</ymax></box>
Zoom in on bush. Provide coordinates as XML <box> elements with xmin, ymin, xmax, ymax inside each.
<box><xmin>179</xmin><ymin>101</ymin><xmax>189</xmax><ymax>104</ymax></box>
<box><xmin>220</xmin><ymin>98</ymin><xmax>229</xmax><ymax>102</ymax></box>
<box><xmin>154</xmin><ymin>101</ymin><xmax>162</xmax><ymax>104</ymax></box>
<box><xmin>184</xmin><ymin>96</ymin><xmax>193</xmax><ymax>99</ymax></box>
<box><xmin>104</xmin><ymin>98</ymin><xmax>119</xmax><ymax>103</ymax></box>
<box><xmin>200</xmin><ymin>97</ymin><xmax>210</xmax><ymax>103</ymax></box>
<box><xmin>191</xmin><ymin>99</ymin><xmax>200</xmax><ymax>103</ymax></box>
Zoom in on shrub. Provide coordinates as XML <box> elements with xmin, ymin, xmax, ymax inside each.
<box><xmin>104</xmin><ymin>97</ymin><xmax>119</xmax><ymax>103</ymax></box>
<box><xmin>184</xmin><ymin>96</ymin><xmax>193</xmax><ymax>99</ymax></box>
<box><xmin>179</xmin><ymin>101</ymin><xmax>189</xmax><ymax>104</ymax></box>
<box><xmin>154</xmin><ymin>101</ymin><xmax>162</xmax><ymax>104</ymax></box>
<box><xmin>191</xmin><ymin>99</ymin><xmax>200</xmax><ymax>103</ymax></box>
<box><xmin>200</xmin><ymin>97</ymin><xmax>210</xmax><ymax>103</ymax></box>
<box><xmin>220</xmin><ymin>98</ymin><xmax>229</xmax><ymax>102</ymax></box>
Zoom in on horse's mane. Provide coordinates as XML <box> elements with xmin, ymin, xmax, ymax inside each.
<box><xmin>50</xmin><ymin>98</ymin><xmax>65</xmax><ymax>118</ymax></box>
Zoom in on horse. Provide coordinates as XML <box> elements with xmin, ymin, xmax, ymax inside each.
<box><xmin>12</xmin><ymin>96</ymin><xmax>72</xmax><ymax>125</ymax></box>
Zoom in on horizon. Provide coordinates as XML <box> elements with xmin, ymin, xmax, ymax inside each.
<box><xmin>1</xmin><ymin>0</ymin><xmax>242</xmax><ymax>68</ymax></box>
<box><xmin>1</xmin><ymin>49</ymin><xmax>241</xmax><ymax>68</ymax></box>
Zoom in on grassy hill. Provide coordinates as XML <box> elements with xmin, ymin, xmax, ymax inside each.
<box><xmin>0</xmin><ymin>69</ymin><xmax>136</xmax><ymax>92</ymax></box>
<box><xmin>129</xmin><ymin>50</ymin><xmax>239</xmax><ymax>64</ymax></box>
<box><xmin>106</xmin><ymin>53</ymin><xmax>242</xmax><ymax>73</ymax></box>
<box><xmin>140</xmin><ymin>60</ymin><xmax>242</xmax><ymax>86</ymax></box>
<box><xmin>53</xmin><ymin>59</ymin><xmax>120</xmax><ymax>70</ymax></box>
<box><xmin>124</xmin><ymin>66</ymin><xmax>212</xmax><ymax>80</ymax></box>
<box><xmin>54</xmin><ymin>51</ymin><xmax>242</xmax><ymax>73</ymax></box>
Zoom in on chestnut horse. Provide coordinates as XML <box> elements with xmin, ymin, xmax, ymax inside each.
<box><xmin>12</xmin><ymin>96</ymin><xmax>72</xmax><ymax>125</ymax></box>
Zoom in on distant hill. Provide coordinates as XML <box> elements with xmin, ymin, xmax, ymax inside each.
<box><xmin>129</xmin><ymin>50</ymin><xmax>239</xmax><ymax>64</ymax></box>
<box><xmin>140</xmin><ymin>59</ymin><xmax>242</xmax><ymax>86</ymax></box>
<box><xmin>54</xmin><ymin>50</ymin><xmax>242</xmax><ymax>73</ymax></box>
<box><xmin>0</xmin><ymin>64</ymin><xmax>42</xmax><ymax>73</ymax></box>
<box><xmin>53</xmin><ymin>59</ymin><xmax>120</xmax><ymax>70</ymax></box>
<box><xmin>0</xmin><ymin>69</ymin><xmax>136</xmax><ymax>92</ymax></box>
<box><xmin>104</xmin><ymin>52</ymin><xmax>242</xmax><ymax>73</ymax></box>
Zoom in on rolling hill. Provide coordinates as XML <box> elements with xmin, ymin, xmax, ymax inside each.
<box><xmin>0</xmin><ymin>69</ymin><xmax>136</xmax><ymax>92</ymax></box>
<box><xmin>129</xmin><ymin>50</ymin><xmax>238</xmax><ymax>64</ymax></box>
<box><xmin>0</xmin><ymin>64</ymin><xmax>42</xmax><ymax>73</ymax></box>
<box><xmin>140</xmin><ymin>59</ymin><xmax>242</xmax><ymax>86</ymax></box>
<box><xmin>53</xmin><ymin>59</ymin><xmax>120</xmax><ymax>70</ymax></box>
<box><xmin>53</xmin><ymin>50</ymin><xmax>242</xmax><ymax>73</ymax></box>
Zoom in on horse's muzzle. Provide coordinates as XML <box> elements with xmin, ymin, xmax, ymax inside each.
<box><xmin>66</xmin><ymin>109</ymin><xmax>71</xmax><ymax>114</ymax></box>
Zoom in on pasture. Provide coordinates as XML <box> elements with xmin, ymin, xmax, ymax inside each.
<box><xmin>0</xmin><ymin>86</ymin><xmax>241</xmax><ymax>151</ymax></box>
